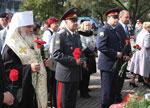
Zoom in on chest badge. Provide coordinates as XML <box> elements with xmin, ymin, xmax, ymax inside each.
<box><xmin>100</xmin><ymin>32</ymin><xmax>104</xmax><ymax>37</ymax></box>
<box><xmin>55</xmin><ymin>40</ymin><xmax>60</xmax><ymax>44</ymax></box>
<box><xmin>66</xmin><ymin>32</ymin><xmax>69</xmax><ymax>36</ymax></box>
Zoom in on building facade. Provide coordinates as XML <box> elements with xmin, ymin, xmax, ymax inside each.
<box><xmin>0</xmin><ymin>0</ymin><xmax>22</xmax><ymax>13</ymax></box>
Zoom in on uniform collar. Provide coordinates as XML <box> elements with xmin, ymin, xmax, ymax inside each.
<box><xmin>106</xmin><ymin>23</ymin><xmax>116</xmax><ymax>30</ymax></box>
<box><xmin>65</xmin><ymin>26</ymin><xmax>74</xmax><ymax>36</ymax></box>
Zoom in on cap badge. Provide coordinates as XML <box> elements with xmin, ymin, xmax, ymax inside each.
<box><xmin>74</xmin><ymin>8</ymin><xmax>77</xmax><ymax>12</ymax></box>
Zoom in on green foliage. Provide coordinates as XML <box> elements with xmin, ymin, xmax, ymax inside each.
<box><xmin>19</xmin><ymin>0</ymin><xmax>150</xmax><ymax>27</ymax></box>
<box><xmin>124</xmin><ymin>93</ymin><xmax>150</xmax><ymax>108</ymax></box>
<box><xmin>20</xmin><ymin>0</ymin><xmax>66</xmax><ymax>22</ymax></box>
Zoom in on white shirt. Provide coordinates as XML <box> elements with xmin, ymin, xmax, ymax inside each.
<box><xmin>119</xmin><ymin>21</ymin><xmax>127</xmax><ymax>32</ymax></box>
<box><xmin>42</xmin><ymin>28</ymin><xmax>53</xmax><ymax>51</ymax></box>
<box><xmin>119</xmin><ymin>21</ymin><xmax>129</xmax><ymax>38</ymax></box>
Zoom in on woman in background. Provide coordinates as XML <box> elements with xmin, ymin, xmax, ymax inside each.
<box><xmin>78</xmin><ymin>21</ymin><xmax>97</xmax><ymax>98</ymax></box>
<box><xmin>130</xmin><ymin>22</ymin><xmax>150</xmax><ymax>88</ymax></box>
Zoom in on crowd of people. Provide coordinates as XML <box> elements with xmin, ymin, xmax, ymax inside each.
<box><xmin>0</xmin><ymin>6</ymin><xmax>149</xmax><ymax>108</ymax></box>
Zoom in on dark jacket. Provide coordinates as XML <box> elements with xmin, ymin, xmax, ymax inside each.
<box><xmin>96</xmin><ymin>23</ymin><xmax>122</xmax><ymax>71</ymax></box>
<box><xmin>116</xmin><ymin>22</ymin><xmax>132</xmax><ymax>56</ymax></box>
<box><xmin>2</xmin><ymin>45</ymin><xmax>36</xmax><ymax>108</ymax></box>
<box><xmin>0</xmin><ymin>53</ymin><xmax>5</xmax><ymax>108</ymax></box>
<box><xmin>53</xmin><ymin>28</ymin><xmax>82</xmax><ymax>82</ymax></box>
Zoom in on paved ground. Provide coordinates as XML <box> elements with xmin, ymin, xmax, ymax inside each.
<box><xmin>76</xmin><ymin>69</ymin><xmax>150</xmax><ymax>108</ymax></box>
<box><xmin>49</xmin><ymin>39</ymin><xmax>150</xmax><ymax>108</ymax></box>
<box><xmin>75</xmin><ymin>38</ymin><xmax>150</xmax><ymax>108</ymax></box>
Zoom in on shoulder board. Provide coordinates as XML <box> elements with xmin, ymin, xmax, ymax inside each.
<box><xmin>57</xmin><ymin>29</ymin><xmax>65</xmax><ymax>34</ymax></box>
<box><xmin>103</xmin><ymin>25</ymin><xmax>108</xmax><ymax>29</ymax></box>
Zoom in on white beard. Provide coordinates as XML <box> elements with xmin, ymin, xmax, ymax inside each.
<box><xmin>20</xmin><ymin>29</ymin><xmax>35</xmax><ymax>48</ymax></box>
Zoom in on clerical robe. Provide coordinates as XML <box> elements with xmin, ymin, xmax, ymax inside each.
<box><xmin>0</xmin><ymin>53</ymin><xmax>6</xmax><ymax>108</ymax></box>
<box><xmin>2</xmin><ymin>45</ymin><xmax>37</xmax><ymax>108</ymax></box>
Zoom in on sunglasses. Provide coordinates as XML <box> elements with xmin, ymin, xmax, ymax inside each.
<box><xmin>69</xmin><ymin>18</ymin><xmax>78</xmax><ymax>22</ymax></box>
<box><xmin>110</xmin><ymin>15</ymin><xmax>119</xmax><ymax>19</ymax></box>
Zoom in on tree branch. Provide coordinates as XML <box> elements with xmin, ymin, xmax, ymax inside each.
<box><xmin>114</xmin><ymin>0</ymin><xmax>128</xmax><ymax>10</ymax></box>
<box><xmin>137</xmin><ymin>7</ymin><xmax>150</xmax><ymax>18</ymax></box>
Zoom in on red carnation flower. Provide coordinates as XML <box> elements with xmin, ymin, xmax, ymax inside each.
<box><xmin>36</xmin><ymin>36</ymin><xmax>39</xmax><ymax>40</ymax></box>
<box><xmin>34</xmin><ymin>40</ymin><xmax>40</xmax><ymax>43</ymax></box>
<box><xmin>130</xmin><ymin>36</ymin><xmax>134</xmax><ymax>39</ymax></box>
<box><xmin>125</xmin><ymin>40</ymin><xmax>130</xmax><ymax>45</ymax></box>
<box><xmin>37</xmin><ymin>45</ymin><xmax>43</xmax><ymax>48</ymax></box>
<box><xmin>136</xmin><ymin>44</ymin><xmax>141</xmax><ymax>50</ymax></box>
<box><xmin>133</xmin><ymin>45</ymin><xmax>136</xmax><ymax>49</ymax></box>
<box><xmin>9</xmin><ymin>69</ymin><xmax>19</xmax><ymax>82</ymax></box>
<box><xmin>39</xmin><ymin>41</ymin><xmax>46</xmax><ymax>44</ymax></box>
<box><xmin>73</xmin><ymin>48</ymin><xmax>81</xmax><ymax>60</ymax></box>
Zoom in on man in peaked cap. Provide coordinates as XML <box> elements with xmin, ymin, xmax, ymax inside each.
<box><xmin>0</xmin><ymin>13</ymin><xmax>8</xmax><ymax>30</ymax></box>
<box><xmin>97</xmin><ymin>8</ymin><xmax>124</xmax><ymax>108</ymax></box>
<box><xmin>53</xmin><ymin>7</ymin><xmax>86</xmax><ymax>108</ymax></box>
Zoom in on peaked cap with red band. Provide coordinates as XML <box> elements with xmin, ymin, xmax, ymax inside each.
<box><xmin>61</xmin><ymin>7</ymin><xmax>80</xmax><ymax>20</ymax></box>
<box><xmin>105</xmin><ymin>8</ymin><xmax>120</xmax><ymax>17</ymax></box>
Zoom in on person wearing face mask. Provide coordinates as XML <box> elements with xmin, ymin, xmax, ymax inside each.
<box><xmin>78</xmin><ymin>21</ymin><xmax>97</xmax><ymax>98</ymax></box>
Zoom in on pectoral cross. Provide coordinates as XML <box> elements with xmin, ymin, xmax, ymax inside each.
<box><xmin>19</xmin><ymin>46</ymin><xmax>27</xmax><ymax>54</ymax></box>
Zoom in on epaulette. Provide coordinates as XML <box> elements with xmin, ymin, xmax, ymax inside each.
<box><xmin>57</xmin><ymin>29</ymin><xmax>65</xmax><ymax>34</ymax></box>
<box><xmin>103</xmin><ymin>25</ymin><xmax>108</xmax><ymax>29</ymax></box>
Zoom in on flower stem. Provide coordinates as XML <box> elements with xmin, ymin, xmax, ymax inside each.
<box><xmin>118</xmin><ymin>62</ymin><xmax>128</xmax><ymax>77</ymax></box>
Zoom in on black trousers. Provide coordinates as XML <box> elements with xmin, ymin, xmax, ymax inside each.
<box><xmin>50</xmin><ymin>70</ymin><xmax>57</xmax><ymax>107</ymax></box>
<box><xmin>47</xmin><ymin>68</ymin><xmax>57</xmax><ymax>107</ymax></box>
<box><xmin>115</xmin><ymin>71</ymin><xmax>126</xmax><ymax>103</ymax></box>
<box><xmin>100</xmin><ymin>70</ymin><xmax>120</xmax><ymax>108</ymax></box>
<box><xmin>57</xmin><ymin>81</ymin><xmax>79</xmax><ymax>108</ymax></box>
<box><xmin>79</xmin><ymin>68</ymin><xmax>90</xmax><ymax>96</ymax></box>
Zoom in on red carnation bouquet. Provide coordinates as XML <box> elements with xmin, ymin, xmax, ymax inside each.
<box><xmin>112</xmin><ymin>40</ymin><xmax>131</xmax><ymax>77</ymax></box>
<box><xmin>72</xmin><ymin>48</ymin><xmax>82</xmax><ymax>60</ymax></box>
<box><xmin>118</xmin><ymin>40</ymin><xmax>131</xmax><ymax>77</ymax></box>
<box><xmin>132</xmin><ymin>44</ymin><xmax>141</xmax><ymax>54</ymax></box>
<box><xmin>34</xmin><ymin>36</ymin><xmax>46</xmax><ymax>62</ymax></box>
<box><xmin>34</xmin><ymin>36</ymin><xmax>46</xmax><ymax>98</ymax></box>
<box><xmin>9</xmin><ymin>69</ymin><xmax>19</xmax><ymax>91</ymax></box>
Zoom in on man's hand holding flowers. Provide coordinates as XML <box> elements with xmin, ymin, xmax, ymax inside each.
<box><xmin>117</xmin><ymin>52</ymin><xmax>122</xmax><ymax>58</ymax></box>
<box><xmin>31</xmin><ymin>63</ymin><xmax>40</xmax><ymax>72</ymax></box>
<box><xmin>123</xmin><ymin>56</ymin><xmax>130</xmax><ymax>61</ymax></box>
<box><xmin>73</xmin><ymin>48</ymin><xmax>86</xmax><ymax>68</ymax></box>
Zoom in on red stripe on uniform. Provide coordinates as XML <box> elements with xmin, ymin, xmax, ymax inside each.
<box><xmin>57</xmin><ymin>81</ymin><xmax>62</xmax><ymax>108</ymax></box>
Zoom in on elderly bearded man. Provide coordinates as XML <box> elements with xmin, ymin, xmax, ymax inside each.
<box><xmin>2</xmin><ymin>11</ymin><xmax>50</xmax><ymax>108</ymax></box>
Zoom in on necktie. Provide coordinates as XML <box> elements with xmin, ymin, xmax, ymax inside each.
<box><xmin>125</xmin><ymin>25</ymin><xmax>130</xmax><ymax>38</ymax></box>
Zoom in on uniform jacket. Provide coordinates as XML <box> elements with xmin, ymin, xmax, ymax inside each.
<box><xmin>0</xmin><ymin>27</ymin><xmax>7</xmax><ymax>52</ymax></box>
<box><xmin>116</xmin><ymin>22</ymin><xmax>132</xmax><ymax>56</ymax></box>
<box><xmin>53</xmin><ymin>28</ymin><xmax>82</xmax><ymax>82</ymax></box>
<box><xmin>96</xmin><ymin>23</ymin><xmax>122</xmax><ymax>71</ymax></box>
